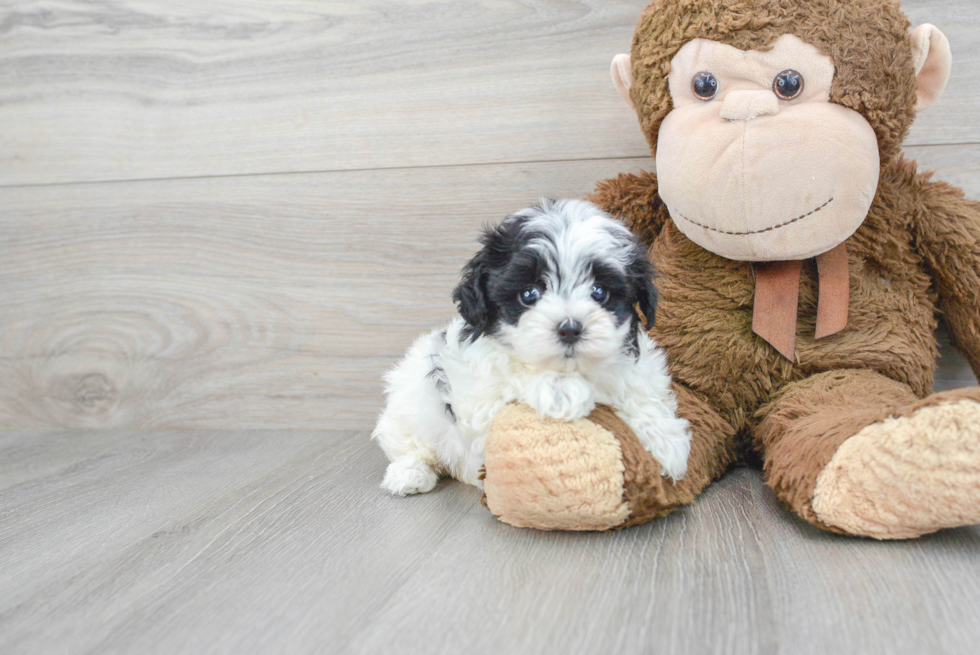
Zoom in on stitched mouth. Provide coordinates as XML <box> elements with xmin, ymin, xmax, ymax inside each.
<box><xmin>674</xmin><ymin>197</ymin><xmax>834</xmax><ymax>236</ymax></box>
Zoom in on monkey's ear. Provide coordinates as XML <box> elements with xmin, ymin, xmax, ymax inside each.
<box><xmin>910</xmin><ymin>24</ymin><xmax>952</xmax><ymax>112</ymax></box>
<box><xmin>610</xmin><ymin>54</ymin><xmax>635</xmax><ymax>110</ymax></box>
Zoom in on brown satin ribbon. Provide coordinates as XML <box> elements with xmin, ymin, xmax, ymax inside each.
<box><xmin>751</xmin><ymin>243</ymin><xmax>850</xmax><ymax>361</ymax></box>
<box><xmin>814</xmin><ymin>243</ymin><xmax>850</xmax><ymax>339</ymax></box>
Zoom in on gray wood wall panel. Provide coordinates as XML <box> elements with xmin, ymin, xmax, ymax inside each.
<box><xmin>0</xmin><ymin>158</ymin><xmax>644</xmax><ymax>430</ymax></box>
<box><xmin>2</xmin><ymin>148</ymin><xmax>977</xmax><ymax>431</ymax></box>
<box><xmin>0</xmin><ymin>0</ymin><xmax>975</xmax><ymax>186</ymax></box>
<box><xmin>1</xmin><ymin>0</ymin><xmax>977</xmax><ymax>431</ymax></box>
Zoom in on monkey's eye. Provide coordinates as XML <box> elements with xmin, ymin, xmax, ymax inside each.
<box><xmin>692</xmin><ymin>72</ymin><xmax>719</xmax><ymax>100</ymax></box>
<box><xmin>591</xmin><ymin>285</ymin><xmax>608</xmax><ymax>304</ymax></box>
<box><xmin>773</xmin><ymin>70</ymin><xmax>804</xmax><ymax>100</ymax></box>
<box><xmin>519</xmin><ymin>286</ymin><xmax>542</xmax><ymax>307</ymax></box>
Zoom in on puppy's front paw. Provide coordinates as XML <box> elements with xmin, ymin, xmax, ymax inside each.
<box><xmin>660</xmin><ymin>455</ymin><xmax>688</xmax><ymax>482</ymax></box>
<box><xmin>628</xmin><ymin>416</ymin><xmax>692</xmax><ymax>482</ymax></box>
<box><xmin>459</xmin><ymin>454</ymin><xmax>486</xmax><ymax>491</ymax></box>
<box><xmin>382</xmin><ymin>460</ymin><xmax>439</xmax><ymax>496</ymax></box>
<box><xmin>521</xmin><ymin>372</ymin><xmax>595</xmax><ymax>421</ymax></box>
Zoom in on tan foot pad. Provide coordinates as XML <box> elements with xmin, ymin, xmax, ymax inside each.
<box><xmin>813</xmin><ymin>400</ymin><xmax>980</xmax><ymax>539</ymax></box>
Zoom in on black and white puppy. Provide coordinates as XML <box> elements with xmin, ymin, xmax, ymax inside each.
<box><xmin>373</xmin><ymin>199</ymin><xmax>691</xmax><ymax>496</ymax></box>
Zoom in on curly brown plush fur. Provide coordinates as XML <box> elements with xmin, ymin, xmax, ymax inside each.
<box><xmin>586</xmin><ymin>157</ymin><xmax>980</xmax><ymax>537</ymax></box>
<box><xmin>483</xmin><ymin>0</ymin><xmax>980</xmax><ymax>538</ymax></box>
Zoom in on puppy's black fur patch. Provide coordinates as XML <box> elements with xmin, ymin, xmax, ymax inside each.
<box><xmin>453</xmin><ymin>215</ymin><xmax>537</xmax><ymax>340</ymax></box>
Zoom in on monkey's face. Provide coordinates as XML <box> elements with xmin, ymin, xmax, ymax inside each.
<box><xmin>654</xmin><ymin>35</ymin><xmax>880</xmax><ymax>262</ymax></box>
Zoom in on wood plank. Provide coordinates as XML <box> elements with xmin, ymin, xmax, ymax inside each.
<box><xmin>0</xmin><ymin>157</ymin><xmax>650</xmax><ymax>431</ymax></box>
<box><xmin>0</xmin><ymin>0</ymin><xmax>976</xmax><ymax>186</ymax></box>
<box><xmin>0</xmin><ymin>0</ymin><xmax>646</xmax><ymax>186</ymax></box>
<box><xmin>2</xmin><ymin>431</ymin><xmax>979</xmax><ymax>654</ymax></box>
<box><xmin>2</xmin><ymin>149</ymin><xmax>977</xmax><ymax>431</ymax></box>
<box><xmin>349</xmin><ymin>469</ymin><xmax>777</xmax><ymax>655</ymax></box>
<box><xmin>0</xmin><ymin>429</ymin><xmax>482</xmax><ymax>654</ymax></box>
<box><xmin>907</xmin><ymin>143</ymin><xmax>980</xmax><ymax>198</ymax></box>
<box><xmin>741</xmin><ymin>469</ymin><xmax>980</xmax><ymax>655</ymax></box>
<box><xmin>353</xmin><ymin>469</ymin><xmax>980</xmax><ymax>655</ymax></box>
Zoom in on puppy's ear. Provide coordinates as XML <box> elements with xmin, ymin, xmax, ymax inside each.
<box><xmin>452</xmin><ymin>246</ymin><xmax>490</xmax><ymax>337</ymax></box>
<box><xmin>629</xmin><ymin>246</ymin><xmax>659</xmax><ymax>330</ymax></box>
<box><xmin>453</xmin><ymin>217</ymin><xmax>521</xmax><ymax>338</ymax></box>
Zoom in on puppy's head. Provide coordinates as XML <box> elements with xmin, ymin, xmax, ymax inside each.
<box><xmin>452</xmin><ymin>199</ymin><xmax>658</xmax><ymax>370</ymax></box>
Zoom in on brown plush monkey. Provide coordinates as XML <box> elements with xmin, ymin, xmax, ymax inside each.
<box><xmin>482</xmin><ymin>0</ymin><xmax>980</xmax><ymax>539</ymax></box>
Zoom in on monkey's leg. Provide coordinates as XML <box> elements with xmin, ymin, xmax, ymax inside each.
<box><xmin>482</xmin><ymin>383</ymin><xmax>737</xmax><ymax>531</ymax></box>
<box><xmin>755</xmin><ymin>370</ymin><xmax>980</xmax><ymax>539</ymax></box>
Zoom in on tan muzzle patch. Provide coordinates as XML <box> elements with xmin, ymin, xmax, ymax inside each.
<box><xmin>656</xmin><ymin>35</ymin><xmax>880</xmax><ymax>262</ymax></box>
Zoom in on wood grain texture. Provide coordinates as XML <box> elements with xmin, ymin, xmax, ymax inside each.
<box><xmin>0</xmin><ymin>430</ymin><xmax>481</xmax><ymax>654</ymax></box>
<box><xmin>2</xmin><ymin>429</ymin><xmax>979</xmax><ymax>655</ymax></box>
<box><xmin>2</xmin><ymin>3</ymin><xmax>979</xmax><ymax>653</ymax></box>
<box><xmin>3</xmin><ymin>149</ymin><xmax>977</xmax><ymax>432</ymax></box>
<box><xmin>0</xmin><ymin>0</ymin><xmax>646</xmax><ymax>185</ymax></box>
<box><xmin>0</xmin><ymin>158</ymin><xmax>646</xmax><ymax>430</ymax></box>
<box><xmin>0</xmin><ymin>0</ymin><xmax>976</xmax><ymax>186</ymax></box>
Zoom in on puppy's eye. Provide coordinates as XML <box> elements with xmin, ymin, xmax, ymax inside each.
<box><xmin>773</xmin><ymin>69</ymin><xmax>804</xmax><ymax>100</ymax></box>
<box><xmin>591</xmin><ymin>285</ymin><xmax>608</xmax><ymax>304</ymax></box>
<box><xmin>692</xmin><ymin>72</ymin><xmax>719</xmax><ymax>100</ymax></box>
<box><xmin>519</xmin><ymin>286</ymin><xmax>541</xmax><ymax>306</ymax></box>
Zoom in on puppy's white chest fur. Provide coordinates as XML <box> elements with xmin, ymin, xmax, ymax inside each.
<box><xmin>518</xmin><ymin>371</ymin><xmax>596</xmax><ymax>422</ymax></box>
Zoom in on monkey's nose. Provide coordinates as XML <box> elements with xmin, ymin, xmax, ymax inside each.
<box><xmin>557</xmin><ymin>319</ymin><xmax>583</xmax><ymax>345</ymax></box>
<box><xmin>720</xmin><ymin>90</ymin><xmax>780</xmax><ymax>121</ymax></box>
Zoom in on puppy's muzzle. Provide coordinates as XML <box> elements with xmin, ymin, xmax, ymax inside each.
<box><xmin>557</xmin><ymin>319</ymin><xmax>583</xmax><ymax>346</ymax></box>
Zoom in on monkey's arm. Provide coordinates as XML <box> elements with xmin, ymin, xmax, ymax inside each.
<box><xmin>914</xmin><ymin>178</ymin><xmax>980</xmax><ymax>379</ymax></box>
<box><xmin>588</xmin><ymin>170</ymin><xmax>671</xmax><ymax>246</ymax></box>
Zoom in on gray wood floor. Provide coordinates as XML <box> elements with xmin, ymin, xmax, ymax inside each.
<box><xmin>3</xmin><ymin>429</ymin><xmax>980</xmax><ymax>655</ymax></box>
<box><xmin>2</xmin><ymin>1</ymin><xmax>979</xmax><ymax>653</ymax></box>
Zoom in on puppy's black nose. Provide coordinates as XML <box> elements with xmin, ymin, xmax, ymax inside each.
<box><xmin>557</xmin><ymin>319</ymin><xmax>583</xmax><ymax>345</ymax></box>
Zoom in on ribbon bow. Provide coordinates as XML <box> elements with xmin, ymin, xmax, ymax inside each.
<box><xmin>751</xmin><ymin>243</ymin><xmax>850</xmax><ymax>361</ymax></box>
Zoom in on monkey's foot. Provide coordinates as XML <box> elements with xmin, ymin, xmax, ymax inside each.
<box><xmin>812</xmin><ymin>393</ymin><xmax>980</xmax><ymax>539</ymax></box>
